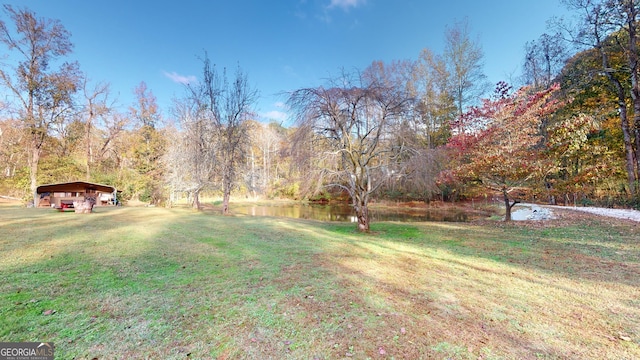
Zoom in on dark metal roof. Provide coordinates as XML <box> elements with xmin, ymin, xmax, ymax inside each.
<box><xmin>36</xmin><ymin>181</ymin><xmax>116</xmax><ymax>194</ymax></box>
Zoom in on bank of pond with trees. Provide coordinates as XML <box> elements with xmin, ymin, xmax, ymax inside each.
<box><xmin>2</xmin><ymin>1</ymin><xmax>640</xmax><ymax>231</ymax></box>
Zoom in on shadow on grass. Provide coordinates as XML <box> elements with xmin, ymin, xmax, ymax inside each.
<box><xmin>309</xmin><ymin>220</ymin><xmax>640</xmax><ymax>359</ymax></box>
<box><xmin>1</xmin><ymin>206</ymin><xmax>639</xmax><ymax>359</ymax></box>
<box><xmin>1</xmin><ymin>207</ymin><xmax>347</xmax><ymax>358</ymax></box>
<box><xmin>355</xmin><ymin>220</ymin><xmax>640</xmax><ymax>288</ymax></box>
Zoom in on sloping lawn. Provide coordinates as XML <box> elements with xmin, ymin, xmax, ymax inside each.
<box><xmin>1</xmin><ymin>203</ymin><xmax>639</xmax><ymax>359</ymax></box>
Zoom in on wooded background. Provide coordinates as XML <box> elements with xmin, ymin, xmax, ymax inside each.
<box><xmin>2</xmin><ymin>1</ymin><xmax>640</xmax><ymax>226</ymax></box>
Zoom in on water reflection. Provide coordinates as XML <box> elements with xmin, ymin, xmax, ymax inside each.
<box><xmin>231</xmin><ymin>203</ymin><xmax>481</xmax><ymax>222</ymax></box>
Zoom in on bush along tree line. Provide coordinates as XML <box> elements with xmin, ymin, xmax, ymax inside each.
<box><xmin>1</xmin><ymin>2</ymin><xmax>640</xmax><ymax>231</ymax></box>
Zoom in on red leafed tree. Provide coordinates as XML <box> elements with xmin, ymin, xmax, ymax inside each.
<box><xmin>448</xmin><ymin>82</ymin><xmax>561</xmax><ymax>221</ymax></box>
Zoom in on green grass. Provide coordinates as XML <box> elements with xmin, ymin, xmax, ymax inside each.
<box><xmin>1</xmin><ymin>202</ymin><xmax>639</xmax><ymax>359</ymax></box>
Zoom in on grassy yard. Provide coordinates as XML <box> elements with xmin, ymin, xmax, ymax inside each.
<box><xmin>1</xmin><ymin>200</ymin><xmax>639</xmax><ymax>359</ymax></box>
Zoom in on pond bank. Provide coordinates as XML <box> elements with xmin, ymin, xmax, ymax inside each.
<box><xmin>227</xmin><ymin>201</ymin><xmax>493</xmax><ymax>222</ymax></box>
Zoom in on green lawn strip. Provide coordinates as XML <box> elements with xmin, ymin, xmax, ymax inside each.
<box><xmin>1</xmin><ymin>206</ymin><xmax>639</xmax><ymax>359</ymax></box>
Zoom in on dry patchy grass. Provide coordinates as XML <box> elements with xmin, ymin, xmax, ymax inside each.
<box><xmin>0</xmin><ymin>204</ymin><xmax>638</xmax><ymax>359</ymax></box>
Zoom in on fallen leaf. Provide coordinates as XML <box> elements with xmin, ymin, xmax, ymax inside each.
<box><xmin>619</xmin><ymin>335</ymin><xmax>632</xmax><ymax>341</ymax></box>
<box><xmin>43</xmin><ymin>309</ymin><xmax>56</xmax><ymax>316</ymax></box>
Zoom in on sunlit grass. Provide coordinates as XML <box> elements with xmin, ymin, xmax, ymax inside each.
<box><xmin>0</xmin><ymin>203</ymin><xmax>638</xmax><ymax>359</ymax></box>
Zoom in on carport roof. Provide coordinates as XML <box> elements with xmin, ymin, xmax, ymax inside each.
<box><xmin>36</xmin><ymin>181</ymin><xmax>116</xmax><ymax>194</ymax></box>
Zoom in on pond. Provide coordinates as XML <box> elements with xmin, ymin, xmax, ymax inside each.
<box><xmin>229</xmin><ymin>202</ymin><xmax>489</xmax><ymax>222</ymax></box>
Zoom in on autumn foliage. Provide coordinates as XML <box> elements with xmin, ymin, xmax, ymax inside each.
<box><xmin>448</xmin><ymin>82</ymin><xmax>562</xmax><ymax>220</ymax></box>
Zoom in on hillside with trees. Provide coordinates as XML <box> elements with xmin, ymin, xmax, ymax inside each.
<box><xmin>2</xmin><ymin>1</ymin><xmax>640</xmax><ymax>231</ymax></box>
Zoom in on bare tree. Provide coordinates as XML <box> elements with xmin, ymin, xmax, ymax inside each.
<box><xmin>288</xmin><ymin>69</ymin><xmax>410</xmax><ymax>232</ymax></box>
<box><xmin>166</xmin><ymin>94</ymin><xmax>217</xmax><ymax>209</ymax></box>
<box><xmin>82</xmin><ymin>79</ymin><xmax>112</xmax><ymax>179</ymax></box>
<box><xmin>523</xmin><ymin>32</ymin><xmax>568</xmax><ymax>89</ymax></box>
<box><xmin>443</xmin><ymin>18</ymin><xmax>490</xmax><ymax>116</ymax></box>
<box><xmin>403</xmin><ymin>148</ymin><xmax>448</xmax><ymax>202</ymax></box>
<box><xmin>0</xmin><ymin>5</ymin><xmax>81</xmax><ymax>205</ymax></box>
<box><xmin>257</xmin><ymin>123</ymin><xmax>282</xmax><ymax>191</ymax></box>
<box><xmin>245</xmin><ymin>121</ymin><xmax>282</xmax><ymax>196</ymax></box>
<box><xmin>96</xmin><ymin>111</ymin><xmax>128</xmax><ymax>167</ymax></box>
<box><xmin>184</xmin><ymin>53</ymin><xmax>257</xmax><ymax>214</ymax></box>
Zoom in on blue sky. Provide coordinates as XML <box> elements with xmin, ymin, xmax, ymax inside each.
<box><xmin>1</xmin><ymin>0</ymin><xmax>568</xmax><ymax>124</ymax></box>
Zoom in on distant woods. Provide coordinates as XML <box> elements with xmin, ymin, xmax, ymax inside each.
<box><xmin>2</xmin><ymin>2</ymin><xmax>640</xmax><ymax>231</ymax></box>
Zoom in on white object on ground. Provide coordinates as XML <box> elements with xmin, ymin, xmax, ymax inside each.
<box><xmin>511</xmin><ymin>204</ymin><xmax>555</xmax><ymax>221</ymax></box>
<box><xmin>511</xmin><ymin>203</ymin><xmax>640</xmax><ymax>222</ymax></box>
<box><xmin>546</xmin><ymin>205</ymin><xmax>640</xmax><ymax>222</ymax></box>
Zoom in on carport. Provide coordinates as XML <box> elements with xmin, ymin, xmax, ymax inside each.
<box><xmin>36</xmin><ymin>181</ymin><xmax>117</xmax><ymax>209</ymax></box>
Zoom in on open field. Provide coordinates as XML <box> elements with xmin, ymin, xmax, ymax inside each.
<box><xmin>1</xmin><ymin>202</ymin><xmax>639</xmax><ymax>359</ymax></box>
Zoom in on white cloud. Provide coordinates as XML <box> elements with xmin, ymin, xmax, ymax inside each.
<box><xmin>261</xmin><ymin>110</ymin><xmax>288</xmax><ymax>123</ymax></box>
<box><xmin>163</xmin><ymin>71</ymin><xmax>197</xmax><ymax>85</ymax></box>
<box><xmin>328</xmin><ymin>0</ymin><xmax>366</xmax><ymax>11</ymax></box>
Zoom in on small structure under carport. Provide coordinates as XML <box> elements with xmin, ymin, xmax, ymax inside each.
<box><xmin>36</xmin><ymin>181</ymin><xmax>117</xmax><ymax>212</ymax></box>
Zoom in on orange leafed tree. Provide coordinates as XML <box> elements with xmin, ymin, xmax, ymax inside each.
<box><xmin>448</xmin><ymin>82</ymin><xmax>561</xmax><ymax>221</ymax></box>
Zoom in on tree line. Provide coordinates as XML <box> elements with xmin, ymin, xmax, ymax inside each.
<box><xmin>1</xmin><ymin>1</ymin><xmax>639</xmax><ymax>231</ymax></box>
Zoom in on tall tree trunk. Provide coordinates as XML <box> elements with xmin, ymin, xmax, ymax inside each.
<box><xmin>503</xmin><ymin>187</ymin><xmax>520</xmax><ymax>222</ymax></box>
<box><xmin>615</xmin><ymin>94</ymin><xmax>637</xmax><ymax>194</ymax></box>
<box><xmin>354</xmin><ymin>196</ymin><xmax>370</xmax><ymax>232</ymax></box>
<box><xmin>30</xmin><ymin>147</ymin><xmax>41</xmax><ymax>207</ymax></box>
<box><xmin>85</xmin><ymin>110</ymin><xmax>93</xmax><ymax>180</ymax></box>
<box><xmin>631</xmin><ymin>97</ymin><xmax>640</xmax><ymax>195</ymax></box>
<box><xmin>352</xmin><ymin>165</ymin><xmax>372</xmax><ymax>232</ymax></box>
<box><xmin>222</xmin><ymin>167</ymin><xmax>232</xmax><ymax>214</ymax></box>
<box><xmin>192</xmin><ymin>188</ymin><xmax>201</xmax><ymax>210</ymax></box>
<box><xmin>624</xmin><ymin>1</ymin><xmax>640</xmax><ymax>194</ymax></box>
<box><xmin>250</xmin><ymin>148</ymin><xmax>256</xmax><ymax>197</ymax></box>
<box><xmin>263</xmin><ymin>147</ymin><xmax>267</xmax><ymax>189</ymax></box>
<box><xmin>590</xmin><ymin>16</ymin><xmax>637</xmax><ymax>194</ymax></box>
<box><xmin>603</xmin><ymin>64</ymin><xmax>637</xmax><ymax>194</ymax></box>
<box><xmin>222</xmin><ymin>186</ymin><xmax>231</xmax><ymax>215</ymax></box>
